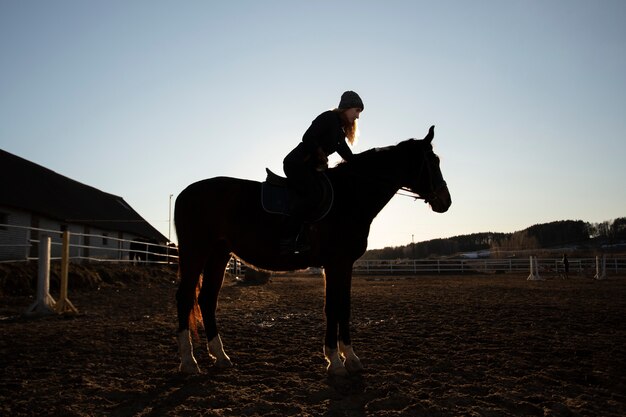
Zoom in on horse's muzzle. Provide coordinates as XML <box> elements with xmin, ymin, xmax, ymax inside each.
<box><xmin>427</xmin><ymin>184</ymin><xmax>451</xmax><ymax>213</ymax></box>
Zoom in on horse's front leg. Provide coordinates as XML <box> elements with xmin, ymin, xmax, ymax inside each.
<box><xmin>324</xmin><ymin>264</ymin><xmax>364</xmax><ymax>376</ymax></box>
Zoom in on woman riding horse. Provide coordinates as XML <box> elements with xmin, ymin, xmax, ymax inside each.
<box><xmin>281</xmin><ymin>91</ymin><xmax>364</xmax><ymax>253</ymax></box>
<box><xmin>175</xmin><ymin>125</ymin><xmax>451</xmax><ymax>376</ymax></box>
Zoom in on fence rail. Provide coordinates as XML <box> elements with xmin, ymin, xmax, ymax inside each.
<box><xmin>3</xmin><ymin>224</ymin><xmax>626</xmax><ymax>276</ymax></box>
<box><xmin>353</xmin><ymin>257</ymin><xmax>626</xmax><ymax>276</ymax></box>
<box><xmin>0</xmin><ymin>223</ymin><xmax>177</xmax><ymax>264</ymax></box>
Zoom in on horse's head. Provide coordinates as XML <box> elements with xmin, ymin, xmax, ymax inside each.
<box><xmin>332</xmin><ymin>127</ymin><xmax>451</xmax><ymax>214</ymax></box>
<box><xmin>402</xmin><ymin>126</ymin><xmax>451</xmax><ymax>213</ymax></box>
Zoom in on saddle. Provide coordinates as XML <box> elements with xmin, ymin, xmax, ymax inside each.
<box><xmin>261</xmin><ymin>168</ymin><xmax>333</xmax><ymax>222</ymax></box>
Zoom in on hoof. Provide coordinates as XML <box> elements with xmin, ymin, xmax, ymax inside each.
<box><xmin>179</xmin><ymin>360</ymin><xmax>201</xmax><ymax>374</ymax></box>
<box><xmin>214</xmin><ymin>357</ymin><xmax>233</xmax><ymax>369</ymax></box>
<box><xmin>338</xmin><ymin>343</ymin><xmax>364</xmax><ymax>374</ymax></box>
<box><xmin>324</xmin><ymin>346</ymin><xmax>348</xmax><ymax>376</ymax></box>
<box><xmin>327</xmin><ymin>363</ymin><xmax>349</xmax><ymax>377</ymax></box>
<box><xmin>344</xmin><ymin>358</ymin><xmax>365</xmax><ymax>374</ymax></box>
<box><xmin>207</xmin><ymin>335</ymin><xmax>232</xmax><ymax>369</ymax></box>
<box><xmin>177</xmin><ymin>330</ymin><xmax>199</xmax><ymax>374</ymax></box>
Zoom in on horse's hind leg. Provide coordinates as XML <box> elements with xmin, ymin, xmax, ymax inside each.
<box><xmin>198</xmin><ymin>244</ymin><xmax>233</xmax><ymax>368</ymax></box>
<box><xmin>176</xmin><ymin>246</ymin><xmax>207</xmax><ymax>374</ymax></box>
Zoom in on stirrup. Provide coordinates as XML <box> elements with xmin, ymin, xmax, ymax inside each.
<box><xmin>279</xmin><ymin>236</ymin><xmax>310</xmax><ymax>255</ymax></box>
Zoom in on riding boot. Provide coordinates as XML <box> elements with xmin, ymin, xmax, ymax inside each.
<box><xmin>294</xmin><ymin>223</ymin><xmax>311</xmax><ymax>253</ymax></box>
<box><xmin>280</xmin><ymin>217</ymin><xmax>310</xmax><ymax>255</ymax></box>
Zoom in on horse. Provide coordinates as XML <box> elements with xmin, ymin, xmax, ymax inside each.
<box><xmin>174</xmin><ymin>126</ymin><xmax>451</xmax><ymax>376</ymax></box>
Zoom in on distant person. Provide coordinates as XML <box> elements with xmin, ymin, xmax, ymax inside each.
<box><xmin>561</xmin><ymin>253</ymin><xmax>569</xmax><ymax>279</ymax></box>
<box><xmin>281</xmin><ymin>91</ymin><xmax>364</xmax><ymax>253</ymax></box>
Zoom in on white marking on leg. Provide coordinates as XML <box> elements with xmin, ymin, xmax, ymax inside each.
<box><xmin>324</xmin><ymin>345</ymin><xmax>348</xmax><ymax>376</ymax></box>
<box><xmin>339</xmin><ymin>341</ymin><xmax>364</xmax><ymax>373</ymax></box>
<box><xmin>207</xmin><ymin>335</ymin><xmax>233</xmax><ymax>368</ymax></box>
<box><xmin>177</xmin><ymin>330</ymin><xmax>200</xmax><ymax>374</ymax></box>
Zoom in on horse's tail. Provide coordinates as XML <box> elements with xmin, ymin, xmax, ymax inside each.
<box><xmin>189</xmin><ymin>273</ymin><xmax>204</xmax><ymax>340</ymax></box>
<box><xmin>177</xmin><ymin>259</ymin><xmax>204</xmax><ymax>340</ymax></box>
<box><xmin>175</xmin><ymin>245</ymin><xmax>204</xmax><ymax>341</ymax></box>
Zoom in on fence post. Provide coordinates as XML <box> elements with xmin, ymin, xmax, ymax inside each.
<box><xmin>25</xmin><ymin>236</ymin><xmax>56</xmax><ymax>316</ymax></box>
<box><xmin>55</xmin><ymin>231</ymin><xmax>78</xmax><ymax>314</ymax></box>
<box><xmin>594</xmin><ymin>255</ymin><xmax>607</xmax><ymax>280</ymax></box>
<box><xmin>527</xmin><ymin>256</ymin><xmax>543</xmax><ymax>281</ymax></box>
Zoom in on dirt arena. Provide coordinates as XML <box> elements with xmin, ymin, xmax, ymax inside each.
<box><xmin>1</xmin><ymin>266</ymin><xmax>625</xmax><ymax>417</ymax></box>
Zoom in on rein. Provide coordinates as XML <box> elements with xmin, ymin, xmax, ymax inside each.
<box><xmin>397</xmin><ymin>187</ymin><xmax>425</xmax><ymax>200</ymax></box>
<box><xmin>339</xmin><ymin>165</ymin><xmax>432</xmax><ymax>203</ymax></box>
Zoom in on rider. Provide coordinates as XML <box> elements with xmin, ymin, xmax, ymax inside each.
<box><xmin>281</xmin><ymin>91</ymin><xmax>364</xmax><ymax>253</ymax></box>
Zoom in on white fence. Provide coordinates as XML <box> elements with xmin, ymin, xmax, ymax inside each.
<box><xmin>353</xmin><ymin>257</ymin><xmax>626</xmax><ymax>276</ymax></box>
<box><xmin>3</xmin><ymin>224</ymin><xmax>625</xmax><ymax>276</ymax></box>
<box><xmin>0</xmin><ymin>223</ymin><xmax>177</xmax><ymax>264</ymax></box>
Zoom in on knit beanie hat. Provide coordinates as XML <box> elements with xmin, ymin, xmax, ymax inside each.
<box><xmin>338</xmin><ymin>91</ymin><xmax>364</xmax><ymax>110</ymax></box>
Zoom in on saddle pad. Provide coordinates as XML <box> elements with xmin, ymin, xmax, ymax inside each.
<box><xmin>261</xmin><ymin>183</ymin><xmax>292</xmax><ymax>216</ymax></box>
<box><xmin>261</xmin><ymin>171</ymin><xmax>334</xmax><ymax>221</ymax></box>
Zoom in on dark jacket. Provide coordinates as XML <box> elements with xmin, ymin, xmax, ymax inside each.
<box><xmin>284</xmin><ymin>110</ymin><xmax>354</xmax><ymax>169</ymax></box>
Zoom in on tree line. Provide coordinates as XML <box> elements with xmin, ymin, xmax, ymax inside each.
<box><xmin>361</xmin><ymin>217</ymin><xmax>626</xmax><ymax>260</ymax></box>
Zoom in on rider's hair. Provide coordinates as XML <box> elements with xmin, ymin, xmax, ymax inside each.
<box><xmin>334</xmin><ymin>108</ymin><xmax>359</xmax><ymax>145</ymax></box>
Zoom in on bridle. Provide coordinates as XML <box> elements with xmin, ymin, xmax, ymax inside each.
<box><xmin>397</xmin><ymin>148</ymin><xmax>446</xmax><ymax>205</ymax></box>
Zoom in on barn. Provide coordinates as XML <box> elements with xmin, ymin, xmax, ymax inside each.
<box><xmin>0</xmin><ymin>149</ymin><xmax>167</xmax><ymax>262</ymax></box>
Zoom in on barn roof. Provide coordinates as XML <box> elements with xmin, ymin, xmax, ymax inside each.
<box><xmin>0</xmin><ymin>149</ymin><xmax>166</xmax><ymax>242</ymax></box>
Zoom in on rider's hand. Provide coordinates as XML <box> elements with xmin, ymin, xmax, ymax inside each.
<box><xmin>315</xmin><ymin>147</ymin><xmax>328</xmax><ymax>171</ymax></box>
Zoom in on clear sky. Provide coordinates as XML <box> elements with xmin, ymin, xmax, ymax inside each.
<box><xmin>1</xmin><ymin>1</ymin><xmax>625</xmax><ymax>249</ymax></box>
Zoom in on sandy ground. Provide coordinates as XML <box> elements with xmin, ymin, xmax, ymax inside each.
<box><xmin>1</xmin><ymin>268</ymin><xmax>625</xmax><ymax>417</ymax></box>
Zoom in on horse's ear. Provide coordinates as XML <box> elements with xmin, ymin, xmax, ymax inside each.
<box><xmin>424</xmin><ymin>125</ymin><xmax>435</xmax><ymax>143</ymax></box>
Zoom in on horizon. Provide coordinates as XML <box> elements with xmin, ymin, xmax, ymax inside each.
<box><xmin>370</xmin><ymin>216</ymin><xmax>625</xmax><ymax>250</ymax></box>
<box><xmin>2</xmin><ymin>1</ymin><xmax>625</xmax><ymax>249</ymax></box>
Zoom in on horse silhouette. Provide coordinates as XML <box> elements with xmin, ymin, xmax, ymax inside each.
<box><xmin>174</xmin><ymin>126</ymin><xmax>451</xmax><ymax>375</ymax></box>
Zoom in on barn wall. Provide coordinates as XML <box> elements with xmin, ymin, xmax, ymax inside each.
<box><xmin>0</xmin><ymin>207</ymin><xmax>31</xmax><ymax>261</ymax></box>
<box><xmin>0</xmin><ymin>206</ymin><xmax>143</xmax><ymax>262</ymax></box>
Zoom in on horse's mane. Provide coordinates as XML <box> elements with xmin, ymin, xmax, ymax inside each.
<box><xmin>332</xmin><ymin>138</ymin><xmax>422</xmax><ymax>174</ymax></box>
